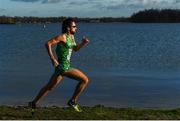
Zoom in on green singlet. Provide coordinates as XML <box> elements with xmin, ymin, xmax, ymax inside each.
<box><xmin>55</xmin><ymin>33</ymin><xmax>76</xmax><ymax>75</ymax></box>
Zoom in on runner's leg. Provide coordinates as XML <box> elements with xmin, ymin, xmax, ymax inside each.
<box><xmin>32</xmin><ymin>73</ymin><xmax>63</xmax><ymax>105</ymax></box>
<box><xmin>63</xmin><ymin>68</ymin><xmax>89</xmax><ymax>103</ymax></box>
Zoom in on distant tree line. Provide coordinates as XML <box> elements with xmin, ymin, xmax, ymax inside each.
<box><xmin>0</xmin><ymin>16</ymin><xmax>129</xmax><ymax>24</ymax></box>
<box><xmin>1</xmin><ymin>9</ymin><xmax>180</xmax><ymax>24</ymax></box>
<box><xmin>0</xmin><ymin>16</ymin><xmax>16</xmax><ymax>24</ymax></box>
<box><xmin>130</xmin><ymin>9</ymin><xmax>180</xmax><ymax>23</ymax></box>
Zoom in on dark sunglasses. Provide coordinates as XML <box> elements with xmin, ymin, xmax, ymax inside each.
<box><xmin>72</xmin><ymin>26</ymin><xmax>77</xmax><ymax>28</ymax></box>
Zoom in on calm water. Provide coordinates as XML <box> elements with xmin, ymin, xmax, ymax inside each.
<box><xmin>0</xmin><ymin>23</ymin><xmax>180</xmax><ymax>108</ymax></box>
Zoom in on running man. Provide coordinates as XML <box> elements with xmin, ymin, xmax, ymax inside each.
<box><xmin>29</xmin><ymin>18</ymin><xmax>89</xmax><ymax>112</ymax></box>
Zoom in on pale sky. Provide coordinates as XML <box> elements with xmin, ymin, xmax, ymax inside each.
<box><xmin>0</xmin><ymin>0</ymin><xmax>180</xmax><ymax>17</ymax></box>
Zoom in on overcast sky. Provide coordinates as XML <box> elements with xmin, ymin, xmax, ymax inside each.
<box><xmin>0</xmin><ymin>0</ymin><xmax>180</xmax><ymax>17</ymax></box>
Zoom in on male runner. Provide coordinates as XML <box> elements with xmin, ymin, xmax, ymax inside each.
<box><xmin>29</xmin><ymin>18</ymin><xmax>89</xmax><ymax>112</ymax></box>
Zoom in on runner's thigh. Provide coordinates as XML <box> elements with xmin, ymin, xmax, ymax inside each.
<box><xmin>63</xmin><ymin>69</ymin><xmax>88</xmax><ymax>82</ymax></box>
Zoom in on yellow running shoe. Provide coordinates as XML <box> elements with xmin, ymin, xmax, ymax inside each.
<box><xmin>67</xmin><ymin>100</ymin><xmax>82</xmax><ymax>112</ymax></box>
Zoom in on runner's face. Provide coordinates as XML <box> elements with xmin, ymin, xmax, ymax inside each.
<box><xmin>70</xmin><ymin>22</ymin><xmax>77</xmax><ymax>34</ymax></box>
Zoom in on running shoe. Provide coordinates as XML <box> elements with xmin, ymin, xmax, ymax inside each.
<box><xmin>67</xmin><ymin>100</ymin><xmax>82</xmax><ymax>112</ymax></box>
<box><xmin>28</xmin><ymin>101</ymin><xmax>37</xmax><ymax>109</ymax></box>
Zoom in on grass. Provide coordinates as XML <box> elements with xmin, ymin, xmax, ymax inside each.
<box><xmin>1</xmin><ymin>105</ymin><xmax>180</xmax><ymax>120</ymax></box>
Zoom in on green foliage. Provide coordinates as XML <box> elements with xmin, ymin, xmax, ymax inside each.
<box><xmin>130</xmin><ymin>9</ymin><xmax>180</xmax><ymax>23</ymax></box>
<box><xmin>0</xmin><ymin>16</ymin><xmax>129</xmax><ymax>24</ymax></box>
<box><xmin>1</xmin><ymin>9</ymin><xmax>180</xmax><ymax>24</ymax></box>
<box><xmin>1</xmin><ymin>106</ymin><xmax>180</xmax><ymax>120</ymax></box>
<box><xmin>0</xmin><ymin>16</ymin><xmax>16</xmax><ymax>24</ymax></box>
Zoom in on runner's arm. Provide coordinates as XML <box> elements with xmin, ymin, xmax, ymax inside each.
<box><xmin>45</xmin><ymin>35</ymin><xmax>65</xmax><ymax>67</ymax></box>
<box><xmin>73</xmin><ymin>37</ymin><xmax>89</xmax><ymax>52</ymax></box>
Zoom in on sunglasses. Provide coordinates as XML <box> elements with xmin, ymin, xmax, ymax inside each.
<box><xmin>72</xmin><ymin>26</ymin><xmax>77</xmax><ymax>28</ymax></box>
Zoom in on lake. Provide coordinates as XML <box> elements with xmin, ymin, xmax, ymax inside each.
<box><xmin>0</xmin><ymin>23</ymin><xmax>180</xmax><ymax>108</ymax></box>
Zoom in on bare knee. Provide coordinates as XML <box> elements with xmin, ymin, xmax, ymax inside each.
<box><xmin>82</xmin><ymin>76</ymin><xmax>89</xmax><ymax>85</ymax></box>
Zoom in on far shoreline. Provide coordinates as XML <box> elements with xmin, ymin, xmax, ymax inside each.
<box><xmin>1</xmin><ymin>21</ymin><xmax>180</xmax><ymax>25</ymax></box>
<box><xmin>1</xmin><ymin>9</ymin><xmax>180</xmax><ymax>24</ymax></box>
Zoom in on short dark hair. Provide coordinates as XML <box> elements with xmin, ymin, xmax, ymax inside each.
<box><xmin>62</xmin><ymin>18</ymin><xmax>75</xmax><ymax>33</ymax></box>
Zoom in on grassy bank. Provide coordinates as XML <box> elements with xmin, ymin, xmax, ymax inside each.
<box><xmin>1</xmin><ymin>105</ymin><xmax>180</xmax><ymax>120</ymax></box>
